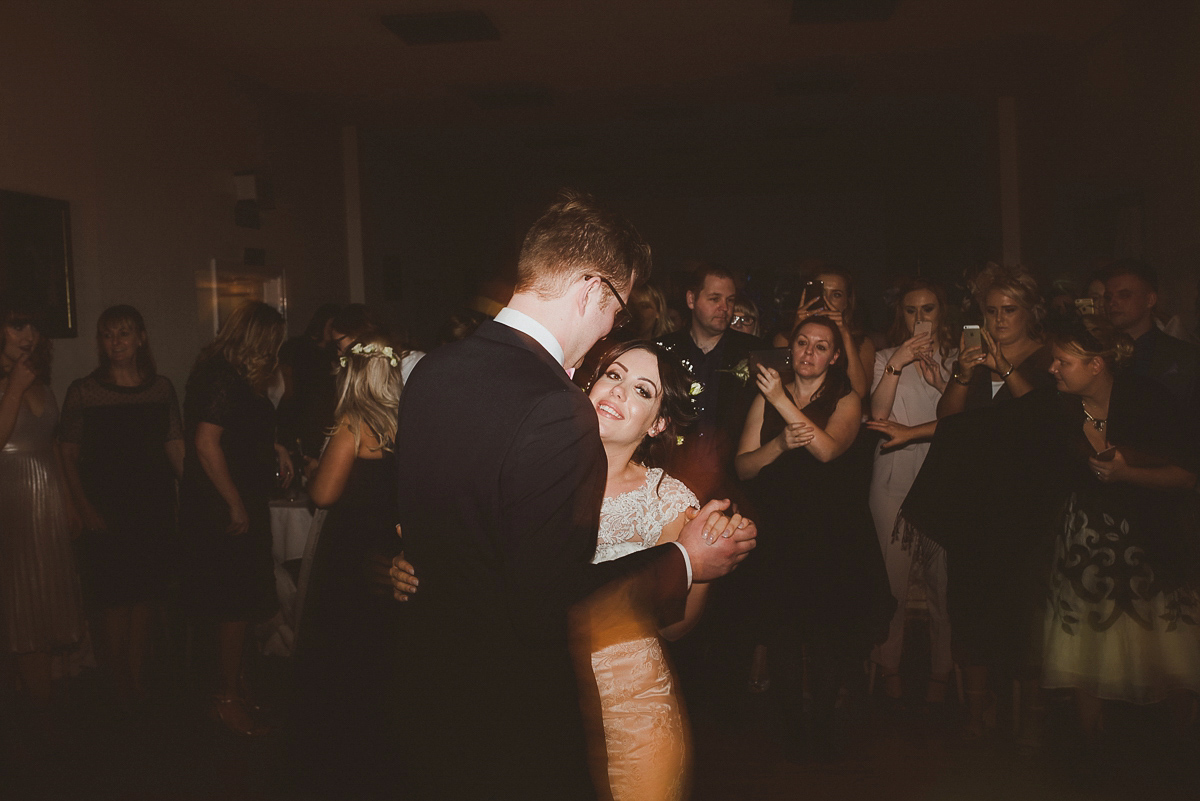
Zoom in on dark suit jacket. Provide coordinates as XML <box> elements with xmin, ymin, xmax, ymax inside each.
<box><xmin>395</xmin><ymin>319</ymin><xmax>687</xmax><ymax>800</ymax></box>
<box><xmin>1134</xmin><ymin>326</ymin><xmax>1200</xmax><ymax>428</ymax></box>
<box><xmin>656</xmin><ymin>327</ymin><xmax>764</xmax><ymax>500</ymax></box>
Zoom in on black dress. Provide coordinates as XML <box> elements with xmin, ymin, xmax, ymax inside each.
<box><xmin>902</xmin><ymin>346</ymin><xmax>1065</xmax><ymax>671</ymax></box>
<box><xmin>59</xmin><ymin>374</ymin><xmax>182</xmax><ymax>608</ymax></box>
<box><xmin>178</xmin><ymin>357</ymin><xmax>276</xmax><ymax>620</ymax></box>
<box><xmin>293</xmin><ymin>452</ymin><xmax>402</xmax><ymax>795</ymax></box>
<box><xmin>746</xmin><ymin>390</ymin><xmax>894</xmax><ymax>651</ymax></box>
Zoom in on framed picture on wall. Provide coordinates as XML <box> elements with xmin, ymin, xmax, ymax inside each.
<box><xmin>195</xmin><ymin>258</ymin><xmax>287</xmax><ymax>337</ymax></box>
<box><xmin>0</xmin><ymin>190</ymin><xmax>77</xmax><ymax>338</ymax></box>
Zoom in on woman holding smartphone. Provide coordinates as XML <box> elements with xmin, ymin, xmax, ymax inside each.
<box><xmin>863</xmin><ymin>279</ymin><xmax>956</xmax><ymax>706</ymax></box>
<box><xmin>938</xmin><ymin>264</ymin><xmax>1051</xmax><ymax>418</ymax></box>
<box><xmin>1042</xmin><ymin>317</ymin><xmax>1200</xmax><ymax>742</ymax></box>
<box><xmin>774</xmin><ymin>268</ymin><xmax>875</xmax><ymax>398</ymax></box>
<box><xmin>738</xmin><ymin>316</ymin><xmax>892</xmax><ymax>759</ymax></box>
<box><xmin>933</xmin><ymin>265</ymin><xmax>1056</xmax><ymax>740</ymax></box>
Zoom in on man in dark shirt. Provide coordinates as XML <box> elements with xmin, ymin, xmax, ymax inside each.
<box><xmin>1105</xmin><ymin>260</ymin><xmax>1200</xmax><ymax>418</ymax></box>
<box><xmin>277</xmin><ymin>304</ymin><xmax>339</xmax><ymax>459</ymax></box>
<box><xmin>656</xmin><ymin>265</ymin><xmax>765</xmax><ymax>707</ymax></box>
<box><xmin>657</xmin><ymin>264</ymin><xmax>764</xmax><ymax>502</ymax></box>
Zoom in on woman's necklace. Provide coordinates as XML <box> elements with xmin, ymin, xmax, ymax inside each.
<box><xmin>1082</xmin><ymin>402</ymin><xmax>1107</xmax><ymax>432</ymax></box>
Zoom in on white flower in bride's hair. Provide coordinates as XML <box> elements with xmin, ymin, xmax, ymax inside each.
<box><xmin>676</xmin><ymin>435</ymin><xmax>685</xmax><ymax>446</ymax></box>
<box><xmin>339</xmin><ymin>356</ymin><xmax>348</xmax><ymax>368</ymax></box>
<box><xmin>688</xmin><ymin>381</ymin><xmax>703</xmax><ymax>396</ymax></box>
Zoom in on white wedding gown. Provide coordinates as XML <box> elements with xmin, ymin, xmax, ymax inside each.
<box><xmin>590</xmin><ymin>467</ymin><xmax>697</xmax><ymax>801</ymax></box>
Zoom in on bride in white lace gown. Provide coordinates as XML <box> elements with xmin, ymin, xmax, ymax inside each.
<box><xmin>584</xmin><ymin>341</ymin><xmax>714</xmax><ymax>801</ymax></box>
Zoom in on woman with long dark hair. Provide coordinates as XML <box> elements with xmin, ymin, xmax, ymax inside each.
<box><xmin>178</xmin><ymin>301</ymin><xmax>290</xmax><ymax>735</ymax></box>
<box><xmin>582</xmin><ymin>339</ymin><xmax>737</xmax><ymax>800</ymax></box>
<box><xmin>59</xmin><ymin>305</ymin><xmax>183</xmax><ymax>704</ymax></box>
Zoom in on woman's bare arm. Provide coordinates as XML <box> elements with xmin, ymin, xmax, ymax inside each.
<box><xmin>307</xmin><ymin>422</ymin><xmax>358</xmax><ymax>508</ymax></box>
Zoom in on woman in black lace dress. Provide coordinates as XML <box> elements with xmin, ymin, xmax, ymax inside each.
<box><xmin>293</xmin><ymin>332</ymin><xmax>404</xmax><ymax>796</ymax></box>
<box><xmin>59</xmin><ymin>305</ymin><xmax>183</xmax><ymax>703</ymax></box>
<box><xmin>179</xmin><ymin>301</ymin><xmax>290</xmax><ymax>735</ymax></box>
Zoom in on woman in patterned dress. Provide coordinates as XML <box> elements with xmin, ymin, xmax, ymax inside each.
<box><xmin>582</xmin><ymin>340</ymin><xmax>733</xmax><ymax>801</ymax></box>
<box><xmin>1042</xmin><ymin>316</ymin><xmax>1200</xmax><ymax>740</ymax></box>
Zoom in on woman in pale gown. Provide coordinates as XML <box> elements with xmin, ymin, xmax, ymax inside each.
<box><xmin>0</xmin><ymin>297</ymin><xmax>85</xmax><ymax>717</ymax></box>
<box><xmin>863</xmin><ymin>279</ymin><xmax>956</xmax><ymax>704</ymax></box>
<box><xmin>582</xmin><ymin>340</ymin><xmax>727</xmax><ymax>801</ymax></box>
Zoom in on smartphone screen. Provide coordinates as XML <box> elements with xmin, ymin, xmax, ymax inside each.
<box><xmin>962</xmin><ymin>325</ymin><xmax>983</xmax><ymax>352</ymax></box>
<box><xmin>913</xmin><ymin>320</ymin><xmax>933</xmax><ymax>339</ymax></box>
<box><xmin>749</xmin><ymin>348</ymin><xmax>791</xmax><ymax>378</ymax></box>
<box><xmin>803</xmin><ymin>280</ymin><xmax>827</xmax><ymax>312</ymax></box>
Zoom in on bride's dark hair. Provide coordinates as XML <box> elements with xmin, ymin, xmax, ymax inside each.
<box><xmin>588</xmin><ymin>339</ymin><xmax>697</xmax><ymax>473</ymax></box>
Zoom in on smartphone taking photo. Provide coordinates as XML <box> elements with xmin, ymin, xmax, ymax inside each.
<box><xmin>962</xmin><ymin>324</ymin><xmax>983</xmax><ymax>352</ymax></box>
<box><xmin>802</xmin><ymin>280</ymin><xmax>827</xmax><ymax>312</ymax></box>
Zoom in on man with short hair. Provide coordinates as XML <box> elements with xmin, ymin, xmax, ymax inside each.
<box><xmin>393</xmin><ymin>193</ymin><xmax>756</xmax><ymax>799</ymax></box>
<box><xmin>1105</xmin><ymin>259</ymin><xmax>1199</xmax><ymax>414</ymax></box>
<box><xmin>657</xmin><ymin>264</ymin><xmax>764</xmax><ymax>501</ymax></box>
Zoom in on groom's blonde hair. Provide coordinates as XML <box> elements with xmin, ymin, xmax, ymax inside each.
<box><xmin>514</xmin><ymin>190</ymin><xmax>652</xmax><ymax>300</ymax></box>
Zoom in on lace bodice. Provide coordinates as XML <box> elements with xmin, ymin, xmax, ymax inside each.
<box><xmin>593</xmin><ymin>468</ymin><xmax>698</xmax><ymax>564</ymax></box>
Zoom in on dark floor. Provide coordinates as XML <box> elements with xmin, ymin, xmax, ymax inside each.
<box><xmin>2</xmin><ymin>637</ymin><xmax>1198</xmax><ymax>800</ymax></box>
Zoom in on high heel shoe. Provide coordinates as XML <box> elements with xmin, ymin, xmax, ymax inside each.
<box><xmin>211</xmin><ymin>694</ymin><xmax>270</xmax><ymax>736</ymax></box>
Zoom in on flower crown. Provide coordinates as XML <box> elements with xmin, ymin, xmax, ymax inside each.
<box><xmin>340</xmin><ymin>342</ymin><xmax>399</xmax><ymax>368</ymax></box>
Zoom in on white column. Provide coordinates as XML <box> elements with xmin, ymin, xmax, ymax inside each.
<box><xmin>997</xmin><ymin>96</ymin><xmax>1022</xmax><ymax>267</ymax></box>
<box><xmin>342</xmin><ymin>125</ymin><xmax>365</xmax><ymax>303</ymax></box>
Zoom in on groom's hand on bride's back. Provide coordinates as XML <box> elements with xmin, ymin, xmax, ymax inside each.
<box><xmin>677</xmin><ymin>499</ymin><xmax>757</xmax><ymax>583</ymax></box>
<box><xmin>390</xmin><ymin>524</ymin><xmax>419</xmax><ymax>601</ymax></box>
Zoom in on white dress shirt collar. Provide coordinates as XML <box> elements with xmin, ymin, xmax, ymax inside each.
<box><xmin>493</xmin><ymin>307</ymin><xmax>690</xmax><ymax>586</ymax></box>
<box><xmin>494</xmin><ymin>307</ymin><xmax>566</xmax><ymax>367</ymax></box>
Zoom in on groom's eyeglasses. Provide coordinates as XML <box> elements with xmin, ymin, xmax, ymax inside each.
<box><xmin>589</xmin><ymin>275</ymin><xmax>632</xmax><ymax>330</ymax></box>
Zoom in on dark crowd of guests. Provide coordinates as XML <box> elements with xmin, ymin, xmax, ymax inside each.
<box><xmin>2</xmin><ymin>212</ymin><xmax>1199</xmax><ymax>798</ymax></box>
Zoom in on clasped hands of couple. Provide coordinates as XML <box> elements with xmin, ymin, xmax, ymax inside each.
<box><xmin>385</xmin><ymin>502</ymin><xmax>758</xmax><ymax>603</ymax></box>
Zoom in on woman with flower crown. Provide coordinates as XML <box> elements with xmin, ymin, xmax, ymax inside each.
<box><xmin>292</xmin><ymin>332</ymin><xmax>405</xmax><ymax>796</ymax></box>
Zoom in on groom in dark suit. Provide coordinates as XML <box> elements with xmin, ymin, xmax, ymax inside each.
<box><xmin>393</xmin><ymin>192</ymin><xmax>756</xmax><ymax>799</ymax></box>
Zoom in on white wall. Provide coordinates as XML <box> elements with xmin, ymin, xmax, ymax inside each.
<box><xmin>0</xmin><ymin>1</ymin><xmax>348</xmax><ymax>400</ymax></box>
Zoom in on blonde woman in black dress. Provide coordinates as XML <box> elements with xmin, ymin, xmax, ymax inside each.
<box><xmin>179</xmin><ymin>301</ymin><xmax>290</xmax><ymax>735</ymax></box>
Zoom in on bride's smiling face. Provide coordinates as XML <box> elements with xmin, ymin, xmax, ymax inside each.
<box><xmin>590</xmin><ymin>347</ymin><xmax>667</xmax><ymax>447</ymax></box>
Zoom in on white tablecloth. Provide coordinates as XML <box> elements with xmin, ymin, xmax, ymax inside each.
<box><xmin>263</xmin><ymin>497</ymin><xmax>323</xmax><ymax>656</ymax></box>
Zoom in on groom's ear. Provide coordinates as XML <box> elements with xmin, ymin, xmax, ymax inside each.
<box><xmin>573</xmin><ymin>275</ymin><xmax>599</xmax><ymax>317</ymax></box>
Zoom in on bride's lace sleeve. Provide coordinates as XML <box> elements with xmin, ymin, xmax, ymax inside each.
<box><xmin>594</xmin><ymin>469</ymin><xmax>701</xmax><ymax>563</ymax></box>
<box><xmin>649</xmin><ymin>472</ymin><xmax>699</xmax><ymax>545</ymax></box>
